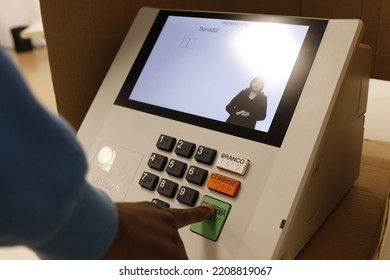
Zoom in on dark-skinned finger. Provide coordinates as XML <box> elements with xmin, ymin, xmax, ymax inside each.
<box><xmin>165</xmin><ymin>204</ymin><xmax>215</xmax><ymax>228</ymax></box>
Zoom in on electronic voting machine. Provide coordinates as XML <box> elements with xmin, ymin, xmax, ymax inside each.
<box><xmin>77</xmin><ymin>7</ymin><xmax>371</xmax><ymax>259</ymax></box>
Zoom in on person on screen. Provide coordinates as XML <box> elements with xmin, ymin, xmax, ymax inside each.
<box><xmin>0</xmin><ymin>49</ymin><xmax>214</xmax><ymax>260</ymax></box>
<box><xmin>225</xmin><ymin>75</ymin><xmax>267</xmax><ymax>129</ymax></box>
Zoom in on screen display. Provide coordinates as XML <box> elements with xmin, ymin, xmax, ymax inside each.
<box><xmin>115</xmin><ymin>11</ymin><xmax>328</xmax><ymax>147</ymax></box>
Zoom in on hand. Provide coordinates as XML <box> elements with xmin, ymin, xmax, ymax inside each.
<box><xmin>236</xmin><ymin>110</ymin><xmax>250</xmax><ymax>117</ymax></box>
<box><xmin>102</xmin><ymin>201</ymin><xmax>215</xmax><ymax>260</ymax></box>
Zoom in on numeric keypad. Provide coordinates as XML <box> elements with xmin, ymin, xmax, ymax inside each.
<box><xmin>138</xmin><ymin>134</ymin><xmax>239</xmax><ymax>242</ymax></box>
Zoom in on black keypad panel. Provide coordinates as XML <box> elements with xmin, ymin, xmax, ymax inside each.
<box><xmin>157</xmin><ymin>179</ymin><xmax>179</xmax><ymax>198</ymax></box>
<box><xmin>175</xmin><ymin>140</ymin><xmax>196</xmax><ymax>158</ymax></box>
<box><xmin>139</xmin><ymin>172</ymin><xmax>159</xmax><ymax>191</ymax></box>
<box><xmin>186</xmin><ymin>166</ymin><xmax>208</xmax><ymax>186</ymax></box>
<box><xmin>176</xmin><ymin>186</ymin><xmax>199</xmax><ymax>207</ymax></box>
<box><xmin>147</xmin><ymin>153</ymin><xmax>168</xmax><ymax>171</ymax></box>
<box><xmin>166</xmin><ymin>159</ymin><xmax>187</xmax><ymax>178</ymax></box>
<box><xmin>156</xmin><ymin>134</ymin><xmax>176</xmax><ymax>152</ymax></box>
<box><xmin>195</xmin><ymin>146</ymin><xmax>217</xmax><ymax>165</ymax></box>
<box><xmin>152</xmin><ymin>198</ymin><xmax>170</xmax><ymax>208</ymax></box>
<box><xmin>138</xmin><ymin>134</ymin><xmax>245</xmax><ymax>242</ymax></box>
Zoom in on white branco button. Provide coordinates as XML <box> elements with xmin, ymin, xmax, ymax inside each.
<box><xmin>216</xmin><ymin>152</ymin><xmax>250</xmax><ymax>176</ymax></box>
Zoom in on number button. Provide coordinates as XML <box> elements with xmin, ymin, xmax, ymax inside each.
<box><xmin>175</xmin><ymin>140</ymin><xmax>196</xmax><ymax>158</ymax></box>
<box><xmin>139</xmin><ymin>172</ymin><xmax>159</xmax><ymax>191</ymax></box>
<box><xmin>152</xmin><ymin>198</ymin><xmax>170</xmax><ymax>208</ymax></box>
<box><xmin>166</xmin><ymin>159</ymin><xmax>187</xmax><ymax>178</ymax></box>
<box><xmin>147</xmin><ymin>153</ymin><xmax>168</xmax><ymax>171</ymax></box>
<box><xmin>156</xmin><ymin>134</ymin><xmax>176</xmax><ymax>152</ymax></box>
<box><xmin>176</xmin><ymin>186</ymin><xmax>199</xmax><ymax>207</ymax></box>
<box><xmin>195</xmin><ymin>146</ymin><xmax>217</xmax><ymax>165</ymax></box>
<box><xmin>157</xmin><ymin>179</ymin><xmax>178</xmax><ymax>198</ymax></box>
<box><xmin>186</xmin><ymin>166</ymin><xmax>208</xmax><ymax>186</ymax></box>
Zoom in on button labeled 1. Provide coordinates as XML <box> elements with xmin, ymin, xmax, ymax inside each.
<box><xmin>190</xmin><ymin>195</ymin><xmax>231</xmax><ymax>241</ymax></box>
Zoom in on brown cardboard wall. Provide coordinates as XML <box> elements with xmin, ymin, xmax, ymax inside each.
<box><xmin>40</xmin><ymin>0</ymin><xmax>193</xmax><ymax>129</ymax></box>
<box><xmin>40</xmin><ymin>0</ymin><xmax>390</xmax><ymax>130</ymax></box>
<box><xmin>376</xmin><ymin>0</ymin><xmax>390</xmax><ymax>79</ymax></box>
<box><xmin>193</xmin><ymin>0</ymin><xmax>302</xmax><ymax>15</ymax></box>
<box><xmin>300</xmin><ymin>0</ymin><xmax>389</xmax><ymax>80</ymax></box>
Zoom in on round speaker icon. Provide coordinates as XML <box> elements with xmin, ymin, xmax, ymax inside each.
<box><xmin>97</xmin><ymin>146</ymin><xmax>117</xmax><ymax>172</ymax></box>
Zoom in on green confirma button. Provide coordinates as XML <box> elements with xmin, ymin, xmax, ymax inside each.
<box><xmin>190</xmin><ymin>195</ymin><xmax>231</xmax><ymax>241</ymax></box>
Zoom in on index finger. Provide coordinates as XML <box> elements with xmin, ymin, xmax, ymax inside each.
<box><xmin>165</xmin><ymin>204</ymin><xmax>215</xmax><ymax>228</ymax></box>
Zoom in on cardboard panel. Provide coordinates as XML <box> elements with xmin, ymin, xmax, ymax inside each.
<box><xmin>263</xmin><ymin>0</ymin><xmax>301</xmax><ymax>16</ymax></box>
<box><xmin>41</xmin><ymin>0</ymin><xmax>193</xmax><ymax>130</ymax></box>
<box><xmin>302</xmin><ymin>0</ymin><xmax>364</xmax><ymax>18</ymax></box>
<box><xmin>375</xmin><ymin>54</ymin><xmax>390</xmax><ymax>80</ymax></box>
<box><xmin>194</xmin><ymin>0</ymin><xmax>301</xmax><ymax>16</ymax></box>
<box><xmin>194</xmin><ymin>0</ymin><xmax>265</xmax><ymax>13</ymax></box>
<box><xmin>361</xmin><ymin>0</ymin><xmax>381</xmax><ymax>50</ymax></box>
<box><xmin>301</xmin><ymin>0</ymin><xmax>381</xmax><ymax>79</ymax></box>
<box><xmin>377</xmin><ymin>0</ymin><xmax>390</xmax><ymax>54</ymax></box>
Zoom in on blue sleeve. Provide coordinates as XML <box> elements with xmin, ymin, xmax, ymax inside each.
<box><xmin>0</xmin><ymin>49</ymin><xmax>118</xmax><ymax>259</ymax></box>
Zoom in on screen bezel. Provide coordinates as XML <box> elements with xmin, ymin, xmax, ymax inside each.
<box><xmin>115</xmin><ymin>10</ymin><xmax>328</xmax><ymax>147</ymax></box>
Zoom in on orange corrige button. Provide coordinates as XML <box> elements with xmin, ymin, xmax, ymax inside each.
<box><xmin>207</xmin><ymin>173</ymin><xmax>241</xmax><ymax>197</ymax></box>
